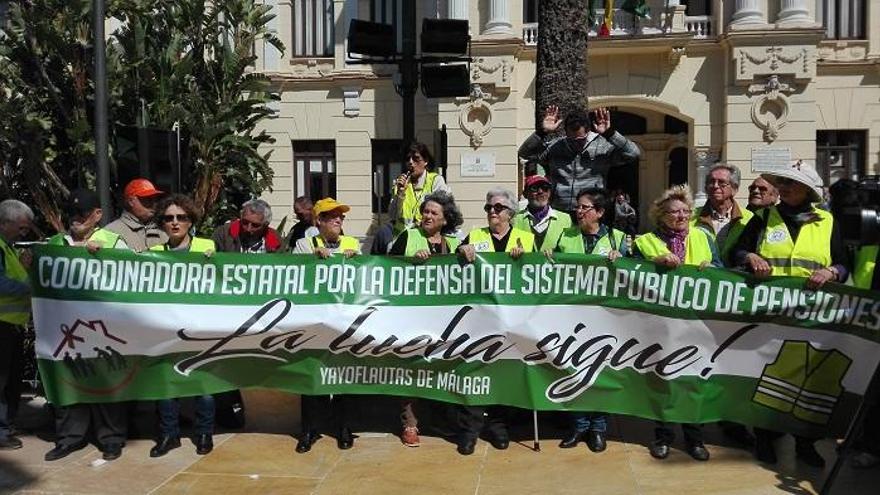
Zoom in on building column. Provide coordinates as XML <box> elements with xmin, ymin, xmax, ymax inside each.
<box><xmin>448</xmin><ymin>0</ymin><xmax>468</xmax><ymax>20</ymax></box>
<box><xmin>730</xmin><ymin>0</ymin><xmax>764</xmax><ymax>26</ymax></box>
<box><xmin>483</xmin><ymin>0</ymin><xmax>513</xmax><ymax>35</ymax></box>
<box><xmin>776</xmin><ymin>0</ymin><xmax>811</xmax><ymax>26</ymax></box>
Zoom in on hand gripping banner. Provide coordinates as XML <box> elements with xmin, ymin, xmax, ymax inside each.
<box><xmin>30</xmin><ymin>246</ymin><xmax>880</xmax><ymax>438</ymax></box>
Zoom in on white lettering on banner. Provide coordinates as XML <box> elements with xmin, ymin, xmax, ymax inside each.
<box><xmin>388</xmin><ymin>264</ymin><xmax>476</xmax><ymax>296</ymax></box>
<box><xmin>38</xmin><ymin>256</ymin><xmax>217</xmax><ymax>295</ymax></box>
<box><xmin>519</xmin><ymin>264</ymin><xmax>609</xmax><ymax>295</ymax></box>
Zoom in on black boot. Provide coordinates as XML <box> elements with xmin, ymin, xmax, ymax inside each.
<box><xmin>295</xmin><ymin>430</ymin><xmax>321</xmax><ymax>454</ymax></box>
<box><xmin>586</xmin><ymin>431</ymin><xmax>607</xmax><ymax>453</ymax></box>
<box><xmin>195</xmin><ymin>433</ymin><xmax>213</xmax><ymax>455</ymax></box>
<box><xmin>336</xmin><ymin>428</ymin><xmax>354</xmax><ymax>450</ymax></box>
<box><xmin>559</xmin><ymin>430</ymin><xmax>584</xmax><ymax>449</ymax></box>
<box><xmin>150</xmin><ymin>436</ymin><xmax>181</xmax><ymax>458</ymax></box>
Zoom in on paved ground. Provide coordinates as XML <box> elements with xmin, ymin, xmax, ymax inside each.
<box><xmin>1</xmin><ymin>390</ymin><xmax>878</xmax><ymax>494</ymax></box>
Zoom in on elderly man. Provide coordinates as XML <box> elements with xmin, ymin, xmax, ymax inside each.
<box><xmin>105</xmin><ymin>178</ymin><xmax>166</xmax><ymax>251</ymax></box>
<box><xmin>286</xmin><ymin>196</ymin><xmax>319</xmax><ymax>246</ymax></box>
<box><xmin>213</xmin><ymin>199</ymin><xmax>281</xmax><ymax>254</ymax></box>
<box><xmin>691</xmin><ymin>164</ymin><xmax>753</xmax><ymax>263</ymax></box>
<box><xmin>0</xmin><ymin>199</ymin><xmax>34</xmax><ymax>451</ymax></box>
<box><xmin>747</xmin><ymin>177</ymin><xmax>779</xmax><ymax>211</ymax></box>
<box><xmin>518</xmin><ymin>106</ymin><xmax>640</xmax><ymax>214</ymax></box>
<box><xmin>513</xmin><ymin>175</ymin><xmax>571</xmax><ymax>252</ymax></box>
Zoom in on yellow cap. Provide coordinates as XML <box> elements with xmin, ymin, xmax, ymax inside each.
<box><xmin>313</xmin><ymin>197</ymin><xmax>351</xmax><ymax>217</ymax></box>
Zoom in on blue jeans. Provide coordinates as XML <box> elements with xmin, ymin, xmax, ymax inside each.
<box><xmin>572</xmin><ymin>412</ymin><xmax>607</xmax><ymax>433</ymax></box>
<box><xmin>157</xmin><ymin>395</ymin><xmax>215</xmax><ymax>437</ymax></box>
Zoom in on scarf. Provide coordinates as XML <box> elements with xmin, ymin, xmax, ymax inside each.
<box><xmin>656</xmin><ymin>226</ymin><xmax>687</xmax><ymax>260</ymax></box>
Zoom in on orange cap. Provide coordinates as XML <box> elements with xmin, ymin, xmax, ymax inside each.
<box><xmin>123</xmin><ymin>178</ymin><xmax>164</xmax><ymax>198</ymax></box>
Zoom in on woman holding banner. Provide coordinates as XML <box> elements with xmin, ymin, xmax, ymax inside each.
<box><xmin>731</xmin><ymin>160</ymin><xmax>848</xmax><ymax>468</ymax></box>
<box><xmin>632</xmin><ymin>184</ymin><xmax>719</xmax><ymax>462</ymax></box>
<box><xmin>149</xmin><ymin>194</ymin><xmax>217</xmax><ymax>458</ymax></box>
<box><xmin>549</xmin><ymin>188</ymin><xmax>626</xmax><ymax>453</ymax></box>
<box><xmin>388</xmin><ymin>191</ymin><xmax>463</xmax><ymax>447</ymax></box>
<box><xmin>452</xmin><ymin>188</ymin><xmax>534</xmax><ymax>455</ymax></box>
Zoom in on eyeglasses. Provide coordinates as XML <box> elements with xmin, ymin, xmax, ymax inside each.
<box><xmin>575</xmin><ymin>204</ymin><xmax>596</xmax><ymax>212</ymax></box>
<box><xmin>707</xmin><ymin>180</ymin><xmax>731</xmax><ymax>188</ymax></box>
<box><xmin>240</xmin><ymin>219</ymin><xmax>264</xmax><ymax>229</ymax></box>
<box><xmin>527</xmin><ymin>184</ymin><xmax>551</xmax><ymax>193</ymax></box>
<box><xmin>483</xmin><ymin>203</ymin><xmax>509</xmax><ymax>214</ymax></box>
<box><xmin>161</xmin><ymin>214</ymin><xmax>191</xmax><ymax>223</ymax></box>
<box><xmin>664</xmin><ymin>209</ymin><xmax>692</xmax><ymax>217</ymax></box>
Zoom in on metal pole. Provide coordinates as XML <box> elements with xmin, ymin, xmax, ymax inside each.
<box><xmin>94</xmin><ymin>0</ymin><xmax>111</xmax><ymax>224</ymax></box>
<box><xmin>400</xmin><ymin>0</ymin><xmax>416</xmax><ymax>144</ymax></box>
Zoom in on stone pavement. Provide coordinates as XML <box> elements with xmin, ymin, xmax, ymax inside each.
<box><xmin>1</xmin><ymin>390</ymin><xmax>878</xmax><ymax>494</ymax></box>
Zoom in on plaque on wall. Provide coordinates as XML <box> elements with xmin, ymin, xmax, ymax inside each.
<box><xmin>461</xmin><ymin>151</ymin><xmax>496</xmax><ymax>177</ymax></box>
<box><xmin>751</xmin><ymin>148</ymin><xmax>791</xmax><ymax>172</ymax></box>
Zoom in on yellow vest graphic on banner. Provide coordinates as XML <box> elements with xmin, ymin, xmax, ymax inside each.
<box><xmin>752</xmin><ymin>341</ymin><xmax>851</xmax><ymax>425</ymax></box>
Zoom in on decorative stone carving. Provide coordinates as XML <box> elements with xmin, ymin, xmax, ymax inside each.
<box><xmin>459</xmin><ymin>85</ymin><xmax>495</xmax><ymax>148</ymax></box>
<box><xmin>748</xmin><ymin>75</ymin><xmax>794</xmax><ymax>143</ymax></box>
<box><xmin>668</xmin><ymin>46</ymin><xmax>686</xmax><ymax>67</ymax></box>
<box><xmin>342</xmin><ymin>86</ymin><xmax>361</xmax><ymax>117</ymax></box>
<box><xmin>693</xmin><ymin>146</ymin><xmax>722</xmax><ymax>203</ymax></box>
<box><xmin>817</xmin><ymin>41</ymin><xmax>869</xmax><ymax>63</ymax></box>
<box><xmin>471</xmin><ymin>57</ymin><xmax>514</xmax><ymax>92</ymax></box>
<box><xmin>736</xmin><ymin>46</ymin><xmax>814</xmax><ymax>82</ymax></box>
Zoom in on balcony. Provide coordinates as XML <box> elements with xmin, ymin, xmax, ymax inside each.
<box><xmin>521</xmin><ymin>8</ymin><xmax>713</xmax><ymax>46</ymax></box>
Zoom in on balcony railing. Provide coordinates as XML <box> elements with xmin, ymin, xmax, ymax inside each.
<box><xmin>521</xmin><ymin>8</ymin><xmax>713</xmax><ymax>46</ymax></box>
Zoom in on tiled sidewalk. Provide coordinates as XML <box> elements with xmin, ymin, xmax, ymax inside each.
<box><xmin>1</xmin><ymin>392</ymin><xmax>877</xmax><ymax>494</ymax></box>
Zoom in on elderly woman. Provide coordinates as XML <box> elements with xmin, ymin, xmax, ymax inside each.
<box><xmin>731</xmin><ymin>161</ymin><xmax>848</xmax><ymax>468</ymax></box>
<box><xmin>451</xmin><ymin>188</ymin><xmax>534</xmax><ymax>456</ymax></box>
<box><xmin>292</xmin><ymin>198</ymin><xmax>361</xmax><ymax>453</ymax></box>
<box><xmin>550</xmin><ymin>188</ymin><xmax>626</xmax><ymax>454</ymax></box>
<box><xmin>388</xmin><ymin>191</ymin><xmax>463</xmax><ymax>447</ymax></box>
<box><xmin>149</xmin><ymin>194</ymin><xmax>217</xmax><ymax>458</ymax></box>
<box><xmin>632</xmin><ymin>185</ymin><xmax>718</xmax><ymax>462</ymax></box>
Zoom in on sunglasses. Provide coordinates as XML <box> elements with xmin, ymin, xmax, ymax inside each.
<box><xmin>162</xmin><ymin>214</ymin><xmax>191</xmax><ymax>223</ymax></box>
<box><xmin>483</xmin><ymin>203</ymin><xmax>509</xmax><ymax>214</ymax></box>
<box><xmin>527</xmin><ymin>184</ymin><xmax>551</xmax><ymax>193</ymax></box>
<box><xmin>749</xmin><ymin>185</ymin><xmax>769</xmax><ymax>193</ymax></box>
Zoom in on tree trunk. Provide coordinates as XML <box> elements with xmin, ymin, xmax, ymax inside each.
<box><xmin>535</xmin><ymin>0</ymin><xmax>590</xmax><ymax>131</ymax></box>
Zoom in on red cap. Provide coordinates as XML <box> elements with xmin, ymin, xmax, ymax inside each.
<box><xmin>123</xmin><ymin>178</ymin><xmax>163</xmax><ymax>198</ymax></box>
<box><xmin>524</xmin><ymin>175</ymin><xmax>551</xmax><ymax>191</ymax></box>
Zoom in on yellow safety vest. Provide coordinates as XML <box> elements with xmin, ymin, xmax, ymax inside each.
<box><xmin>395</xmin><ymin>172</ymin><xmax>439</xmax><ymax>234</ymax></box>
<box><xmin>853</xmin><ymin>245</ymin><xmax>878</xmax><ymax>290</ymax></box>
<box><xmin>150</xmin><ymin>237</ymin><xmax>216</xmax><ymax>253</ymax></box>
<box><xmin>757</xmin><ymin>206</ymin><xmax>833</xmax><ymax>278</ymax></box>
<box><xmin>554</xmin><ymin>226</ymin><xmax>626</xmax><ymax>256</ymax></box>
<box><xmin>401</xmin><ymin>228</ymin><xmax>460</xmax><ymax>256</ymax></box>
<box><xmin>48</xmin><ymin>228</ymin><xmax>121</xmax><ymax>248</ymax></box>
<box><xmin>310</xmin><ymin>235</ymin><xmax>361</xmax><ymax>254</ymax></box>
<box><xmin>513</xmin><ymin>208</ymin><xmax>572</xmax><ymax>252</ymax></box>
<box><xmin>633</xmin><ymin>228</ymin><xmax>714</xmax><ymax>266</ymax></box>
<box><xmin>752</xmin><ymin>341</ymin><xmax>851</xmax><ymax>425</ymax></box>
<box><xmin>467</xmin><ymin>227</ymin><xmax>535</xmax><ymax>253</ymax></box>
<box><xmin>0</xmin><ymin>237</ymin><xmax>30</xmax><ymax>325</ymax></box>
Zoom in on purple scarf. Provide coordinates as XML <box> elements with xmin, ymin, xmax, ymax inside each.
<box><xmin>656</xmin><ymin>227</ymin><xmax>687</xmax><ymax>260</ymax></box>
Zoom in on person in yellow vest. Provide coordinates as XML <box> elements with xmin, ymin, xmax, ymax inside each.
<box><xmin>633</xmin><ymin>185</ymin><xmax>719</xmax><ymax>462</ymax></box>
<box><xmin>549</xmin><ymin>188</ymin><xmax>626</xmax><ymax>454</ymax></box>
<box><xmin>731</xmin><ymin>160</ymin><xmax>849</xmax><ymax>468</ymax></box>
<box><xmin>147</xmin><ymin>194</ymin><xmax>217</xmax><ymax>458</ymax></box>
<box><xmin>388</xmin><ymin>191</ymin><xmax>463</xmax><ymax>447</ymax></box>
<box><xmin>453</xmin><ymin>188</ymin><xmax>535</xmax><ymax>456</ymax></box>
<box><xmin>388</xmin><ymin>142</ymin><xmax>451</xmax><ymax>237</ymax></box>
<box><xmin>42</xmin><ymin>190</ymin><xmax>131</xmax><ymax>462</ymax></box>
<box><xmin>292</xmin><ymin>198</ymin><xmax>360</xmax><ymax>453</ymax></box>
<box><xmin>514</xmin><ymin>175</ymin><xmax>571</xmax><ymax>252</ymax></box>
<box><xmin>691</xmin><ymin>164</ymin><xmax>753</xmax><ymax>264</ymax></box>
<box><xmin>0</xmin><ymin>199</ymin><xmax>34</xmax><ymax>452</ymax></box>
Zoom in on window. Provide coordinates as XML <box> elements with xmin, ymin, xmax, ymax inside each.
<box><xmin>293</xmin><ymin>141</ymin><xmax>336</xmax><ymax>202</ymax></box>
<box><xmin>819</xmin><ymin>0</ymin><xmax>866</xmax><ymax>40</ymax></box>
<box><xmin>816</xmin><ymin>131</ymin><xmax>865</xmax><ymax>185</ymax></box>
<box><xmin>683</xmin><ymin>0</ymin><xmax>711</xmax><ymax>16</ymax></box>
<box><xmin>371</xmin><ymin>140</ymin><xmax>404</xmax><ymax>214</ymax></box>
<box><xmin>523</xmin><ymin>0</ymin><xmax>538</xmax><ymax>23</ymax></box>
<box><xmin>292</xmin><ymin>0</ymin><xmax>334</xmax><ymax>57</ymax></box>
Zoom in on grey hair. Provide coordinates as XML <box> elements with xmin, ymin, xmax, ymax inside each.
<box><xmin>486</xmin><ymin>188</ymin><xmax>518</xmax><ymax>219</ymax></box>
<box><xmin>706</xmin><ymin>163</ymin><xmax>741</xmax><ymax>190</ymax></box>
<box><xmin>241</xmin><ymin>199</ymin><xmax>272</xmax><ymax>225</ymax></box>
<box><xmin>0</xmin><ymin>199</ymin><xmax>34</xmax><ymax>224</ymax></box>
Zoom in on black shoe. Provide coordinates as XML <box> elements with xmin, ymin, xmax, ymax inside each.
<box><xmin>149</xmin><ymin>436</ymin><xmax>181</xmax><ymax>458</ymax></box>
<box><xmin>195</xmin><ymin>434</ymin><xmax>213</xmax><ymax>455</ymax></box>
<box><xmin>295</xmin><ymin>431</ymin><xmax>321</xmax><ymax>454</ymax></box>
<box><xmin>336</xmin><ymin>428</ymin><xmax>354</xmax><ymax>450</ymax></box>
<box><xmin>721</xmin><ymin>423</ymin><xmax>755</xmax><ymax>448</ymax></box>
<box><xmin>101</xmin><ymin>443</ymin><xmax>123</xmax><ymax>461</ymax></box>
<box><xmin>0</xmin><ymin>436</ymin><xmax>22</xmax><ymax>450</ymax></box>
<box><xmin>795</xmin><ymin>442</ymin><xmax>826</xmax><ymax>468</ymax></box>
<box><xmin>755</xmin><ymin>435</ymin><xmax>777</xmax><ymax>464</ymax></box>
<box><xmin>559</xmin><ymin>431</ymin><xmax>584</xmax><ymax>449</ymax></box>
<box><xmin>44</xmin><ymin>441</ymin><xmax>87</xmax><ymax>461</ymax></box>
<box><xmin>586</xmin><ymin>431</ymin><xmax>607</xmax><ymax>453</ymax></box>
<box><xmin>457</xmin><ymin>436</ymin><xmax>477</xmax><ymax>456</ymax></box>
<box><xmin>686</xmin><ymin>442</ymin><xmax>710</xmax><ymax>461</ymax></box>
<box><xmin>649</xmin><ymin>440</ymin><xmax>670</xmax><ymax>459</ymax></box>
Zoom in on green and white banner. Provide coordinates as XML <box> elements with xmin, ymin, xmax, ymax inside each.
<box><xmin>31</xmin><ymin>246</ymin><xmax>880</xmax><ymax>437</ymax></box>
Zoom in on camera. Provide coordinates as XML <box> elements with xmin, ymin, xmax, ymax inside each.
<box><xmin>830</xmin><ymin>176</ymin><xmax>880</xmax><ymax>246</ymax></box>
